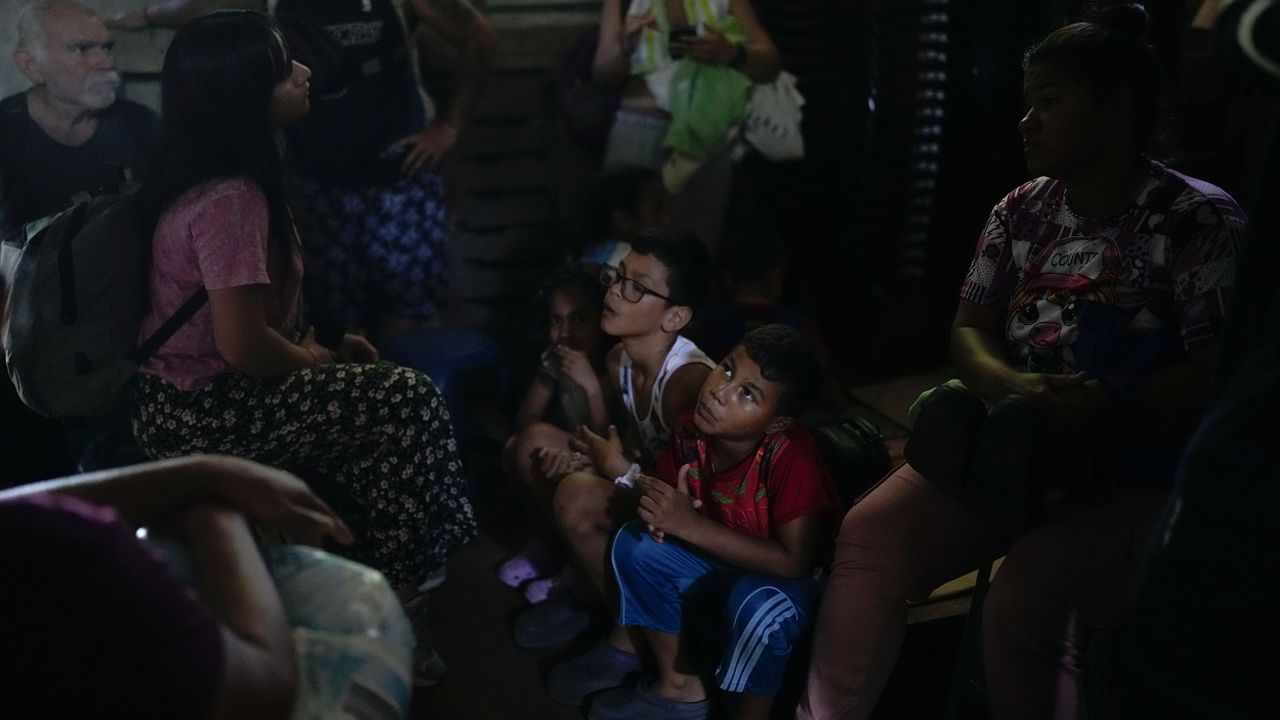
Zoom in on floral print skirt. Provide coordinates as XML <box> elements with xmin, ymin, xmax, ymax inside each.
<box><xmin>133</xmin><ymin>362</ymin><xmax>476</xmax><ymax>588</ymax></box>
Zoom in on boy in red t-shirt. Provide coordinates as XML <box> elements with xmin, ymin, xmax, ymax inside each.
<box><xmin>551</xmin><ymin>324</ymin><xmax>839</xmax><ymax>720</ymax></box>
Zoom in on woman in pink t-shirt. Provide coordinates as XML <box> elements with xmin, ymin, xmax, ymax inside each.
<box><xmin>130</xmin><ymin>11</ymin><xmax>474</xmax><ymax>687</ymax></box>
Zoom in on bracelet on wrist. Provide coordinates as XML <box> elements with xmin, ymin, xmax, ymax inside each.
<box><xmin>614</xmin><ymin>462</ymin><xmax>641</xmax><ymax>489</ymax></box>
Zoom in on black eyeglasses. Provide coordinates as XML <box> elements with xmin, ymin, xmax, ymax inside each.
<box><xmin>599</xmin><ymin>264</ymin><xmax>670</xmax><ymax>304</ymax></box>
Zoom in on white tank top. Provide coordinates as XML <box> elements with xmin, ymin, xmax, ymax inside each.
<box><xmin>618</xmin><ymin>335</ymin><xmax>716</xmax><ymax>461</ymax></box>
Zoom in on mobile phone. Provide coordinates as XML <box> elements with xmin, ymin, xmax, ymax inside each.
<box><xmin>668</xmin><ymin>24</ymin><xmax>696</xmax><ymax>58</ymax></box>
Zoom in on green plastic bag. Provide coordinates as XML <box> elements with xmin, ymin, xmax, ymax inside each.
<box><xmin>664</xmin><ymin>61</ymin><xmax>751</xmax><ymax>160</ymax></box>
<box><xmin>662</xmin><ymin>13</ymin><xmax>749</xmax><ymax>161</ymax></box>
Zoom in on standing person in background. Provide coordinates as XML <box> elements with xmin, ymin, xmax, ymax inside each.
<box><xmin>591</xmin><ymin>0</ymin><xmax>780</xmax><ymax>253</ymax></box>
<box><xmin>798</xmin><ymin>5</ymin><xmax>1245</xmax><ymax>719</ymax></box>
<box><xmin>129</xmin><ymin>10</ymin><xmax>475</xmax><ymax>687</ymax></box>
<box><xmin>108</xmin><ymin>0</ymin><xmax>497</xmax><ymax>350</ymax></box>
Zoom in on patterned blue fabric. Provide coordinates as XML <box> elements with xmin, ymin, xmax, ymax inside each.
<box><xmin>291</xmin><ymin>169</ymin><xmax>452</xmax><ymax>327</ymax></box>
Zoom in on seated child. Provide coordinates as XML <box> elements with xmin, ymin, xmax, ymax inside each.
<box><xmin>502</xmin><ymin>229</ymin><xmax>716</xmax><ymax>615</ymax></box>
<box><xmin>578</xmin><ymin>165</ymin><xmax>669</xmax><ymax>271</ymax></box>
<box><xmin>501</xmin><ymin>265</ymin><xmax>614</xmax><ymax>601</ymax></box>
<box><xmin>693</xmin><ymin>213</ymin><xmax>829</xmax><ymax>365</ymax></box>
<box><xmin>513</xmin><ymin>265</ymin><xmax>615</xmax><ymax>435</ymax></box>
<box><xmin>549</xmin><ymin>324</ymin><xmax>839</xmax><ymax>720</ymax></box>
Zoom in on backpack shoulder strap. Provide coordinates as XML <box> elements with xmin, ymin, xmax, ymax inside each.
<box><xmin>128</xmin><ymin>288</ymin><xmax>209</xmax><ymax>364</ymax></box>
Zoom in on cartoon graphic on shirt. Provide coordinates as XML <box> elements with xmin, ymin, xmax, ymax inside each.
<box><xmin>1006</xmin><ymin>235</ymin><xmax>1131</xmax><ymax>373</ymax></box>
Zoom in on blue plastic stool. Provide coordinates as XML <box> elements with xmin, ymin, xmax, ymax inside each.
<box><xmin>387</xmin><ymin>326</ymin><xmax>505</xmax><ymax>445</ymax></box>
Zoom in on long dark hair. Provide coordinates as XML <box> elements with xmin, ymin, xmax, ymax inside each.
<box><xmin>139</xmin><ymin>10</ymin><xmax>294</xmax><ymax>261</ymax></box>
<box><xmin>1024</xmin><ymin>3</ymin><xmax>1169</xmax><ymax>158</ymax></box>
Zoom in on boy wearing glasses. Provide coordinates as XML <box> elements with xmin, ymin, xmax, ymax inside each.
<box><xmin>509</xmin><ymin>229</ymin><xmax>717</xmax><ymax>640</ymax></box>
<box><xmin>587</xmin><ymin>229</ymin><xmax>718</xmax><ymax>468</ymax></box>
<box><xmin>550</xmin><ymin>325</ymin><xmax>839</xmax><ymax>720</ymax></box>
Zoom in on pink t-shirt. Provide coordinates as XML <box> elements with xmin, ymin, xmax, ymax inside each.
<box><xmin>139</xmin><ymin>177</ymin><xmax>302</xmax><ymax>391</ymax></box>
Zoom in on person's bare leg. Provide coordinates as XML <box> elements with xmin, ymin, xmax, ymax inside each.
<box><xmin>644</xmin><ymin>628</ymin><xmax>708</xmax><ymax>703</ymax></box>
<box><xmin>505</xmin><ymin>422</ymin><xmax>575</xmax><ymax>500</ymax></box>
<box><xmin>797</xmin><ymin>465</ymin><xmax>999</xmax><ymax>720</ymax></box>
<box><xmin>732</xmin><ymin>693</ymin><xmax>774</xmax><ymax>720</ymax></box>
<box><xmin>982</xmin><ymin>486</ymin><xmax>1166</xmax><ymax>720</ymax></box>
<box><xmin>554</xmin><ymin>471</ymin><xmax>640</xmax><ymax>653</ymax></box>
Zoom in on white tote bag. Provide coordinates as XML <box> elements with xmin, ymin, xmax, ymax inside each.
<box><xmin>742</xmin><ymin>71</ymin><xmax>806</xmax><ymax>161</ymax></box>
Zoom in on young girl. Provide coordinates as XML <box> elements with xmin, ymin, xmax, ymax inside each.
<box><xmin>799</xmin><ymin>5</ymin><xmax>1244</xmax><ymax>719</ymax></box>
<box><xmin>106</xmin><ymin>0</ymin><xmax>497</xmax><ymax>351</ymax></box>
<box><xmin>130</xmin><ymin>10</ymin><xmax>475</xmax><ymax>687</ymax></box>
<box><xmin>500</xmin><ymin>266</ymin><xmax>613</xmax><ymax>602</ymax></box>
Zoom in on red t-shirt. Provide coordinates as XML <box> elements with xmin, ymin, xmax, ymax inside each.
<box><xmin>656</xmin><ymin>411</ymin><xmax>840</xmax><ymax>539</ymax></box>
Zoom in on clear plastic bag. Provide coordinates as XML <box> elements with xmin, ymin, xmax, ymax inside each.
<box><xmin>151</xmin><ymin>541</ymin><xmax>414</xmax><ymax>720</ymax></box>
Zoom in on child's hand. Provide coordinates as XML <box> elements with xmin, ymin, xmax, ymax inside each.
<box><xmin>570</xmin><ymin>424</ymin><xmax>629</xmax><ymax>478</ymax></box>
<box><xmin>532</xmin><ymin>447</ymin><xmax>590</xmax><ymax>482</ymax></box>
<box><xmin>337</xmin><ymin>333</ymin><xmax>380</xmax><ymax>364</ymax></box>
<box><xmin>636</xmin><ymin>464</ymin><xmax>703</xmax><ymax>541</ymax></box>
<box><xmin>554</xmin><ymin>345</ymin><xmax>601</xmax><ymax>395</ymax></box>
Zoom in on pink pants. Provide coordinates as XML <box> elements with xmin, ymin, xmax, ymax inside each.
<box><xmin>797</xmin><ymin>463</ymin><xmax>1165</xmax><ymax>720</ymax></box>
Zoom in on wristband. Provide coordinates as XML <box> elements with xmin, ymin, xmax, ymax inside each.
<box><xmin>614</xmin><ymin>462</ymin><xmax>641</xmax><ymax>489</ymax></box>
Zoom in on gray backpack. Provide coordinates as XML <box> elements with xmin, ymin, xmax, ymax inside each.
<box><xmin>2</xmin><ymin>191</ymin><xmax>206</xmax><ymax>418</ymax></box>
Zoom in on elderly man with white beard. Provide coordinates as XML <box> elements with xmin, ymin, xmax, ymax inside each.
<box><xmin>1</xmin><ymin>0</ymin><xmax>158</xmax><ymax>241</ymax></box>
<box><xmin>0</xmin><ymin>1</ymin><xmax>159</xmax><ymax>486</ymax></box>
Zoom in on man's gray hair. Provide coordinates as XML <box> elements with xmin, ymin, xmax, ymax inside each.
<box><xmin>15</xmin><ymin>0</ymin><xmax>98</xmax><ymax>59</ymax></box>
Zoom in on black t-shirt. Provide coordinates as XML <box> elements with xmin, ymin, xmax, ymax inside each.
<box><xmin>0</xmin><ymin>91</ymin><xmax>158</xmax><ymax>239</ymax></box>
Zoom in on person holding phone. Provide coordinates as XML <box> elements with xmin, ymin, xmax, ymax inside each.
<box><xmin>590</xmin><ymin>0</ymin><xmax>780</xmax><ymax>253</ymax></box>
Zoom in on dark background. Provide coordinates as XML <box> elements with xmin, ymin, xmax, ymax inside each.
<box><xmin>736</xmin><ymin>0</ymin><xmax>1275</xmax><ymax>383</ymax></box>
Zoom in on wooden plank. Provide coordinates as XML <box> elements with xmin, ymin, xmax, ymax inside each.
<box><xmin>905</xmin><ymin>559</ymin><xmax>1003</xmax><ymax>625</ymax></box>
<box><xmin>455</xmin><ymin>190</ymin><xmax>557</xmax><ymax>228</ymax></box>
<box><xmin>844</xmin><ymin>367</ymin><xmax>956</xmax><ymax>431</ymax></box>
<box><xmin>451</xmin><ymin>262</ymin><xmax>556</xmax><ymax>300</ymax></box>
<box><xmin>489</xmin><ymin>11</ymin><xmax>600</xmax><ymax>70</ymax></box>
<box><xmin>488</xmin><ymin>0</ymin><xmax>599</xmax><ymax>10</ymax></box>
<box><xmin>453</xmin><ymin>119</ymin><xmax>554</xmax><ymax>157</ymax></box>
<box><xmin>471</xmin><ymin>72</ymin><xmax>550</xmax><ymax>118</ymax></box>
<box><xmin>445</xmin><ymin>156</ymin><xmax>555</xmax><ymax>192</ymax></box>
<box><xmin>455</xmin><ymin>227</ymin><xmax>563</xmax><ymax>263</ymax></box>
